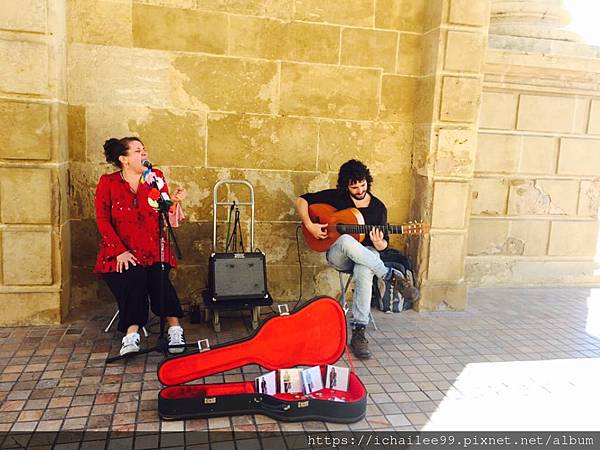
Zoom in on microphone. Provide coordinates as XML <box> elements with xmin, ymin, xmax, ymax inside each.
<box><xmin>142</xmin><ymin>160</ymin><xmax>153</xmax><ymax>169</ymax></box>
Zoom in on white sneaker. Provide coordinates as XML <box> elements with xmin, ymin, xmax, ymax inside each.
<box><xmin>120</xmin><ymin>332</ymin><xmax>140</xmax><ymax>356</ymax></box>
<box><xmin>167</xmin><ymin>326</ymin><xmax>185</xmax><ymax>354</ymax></box>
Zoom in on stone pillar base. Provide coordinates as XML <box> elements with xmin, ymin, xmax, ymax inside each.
<box><xmin>416</xmin><ymin>282</ymin><xmax>468</xmax><ymax>311</ymax></box>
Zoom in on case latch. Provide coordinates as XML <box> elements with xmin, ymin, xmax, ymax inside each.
<box><xmin>277</xmin><ymin>304</ymin><xmax>290</xmax><ymax>316</ymax></box>
<box><xmin>197</xmin><ymin>339</ymin><xmax>210</xmax><ymax>352</ymax></box>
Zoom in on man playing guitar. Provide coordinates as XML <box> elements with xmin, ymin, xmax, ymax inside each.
<box><xmin>296</xmin><ymin>159</ymin><xmax>419</xmax><ymax>359</ymax></box>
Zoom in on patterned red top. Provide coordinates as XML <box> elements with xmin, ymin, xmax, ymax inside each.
<box><xmin>94</xmin><ymin>169</ymin><xmax>177</xmax><ymax>273</ymax></box>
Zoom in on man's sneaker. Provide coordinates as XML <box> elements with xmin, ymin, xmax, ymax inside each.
<box><xmin>398</xmin><ymin>269</ymin><xmax>420</xmax><ymax>302</ymax></box>
<box><xmin>380</xmin><ymin>268</ymin><xmax>420</xmax><ymax>304</ymax></box>
<box><xmin>120</xmin><ymin>332</ymin><xmax>140</xmax><ymax>356</ymax></box>
<box><xmin>350</xmin><ymin>326</ymin><xmax>371</xmax><ymax>359</ymax></box>
<box><xmin>167</xmin><ymin>326</ymin><xmax>185</xmax><ymax>354</ymax></box>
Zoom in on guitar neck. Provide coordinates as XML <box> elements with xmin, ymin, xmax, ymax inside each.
<box><xmin>336</xmin><ymin>224</ymin><xmax>404</xmax><ymax>235</ymax></box>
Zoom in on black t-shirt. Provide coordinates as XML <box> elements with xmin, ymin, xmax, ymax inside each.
<box><xmin>301</xmin><ymin>189</ymin><xmax>388</xmax><ymax>248</ymax></box>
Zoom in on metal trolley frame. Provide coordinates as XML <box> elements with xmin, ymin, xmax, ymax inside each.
<box><xmin>206</xmin><ymin>180</ymin><xmax>268</xmax><ymax>332</ymax></box>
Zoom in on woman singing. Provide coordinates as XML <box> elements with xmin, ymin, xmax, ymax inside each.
<box><xmin>95</xmin><ymin>137</ymin><xmax>187</xmax><ymax>356</ymax></box>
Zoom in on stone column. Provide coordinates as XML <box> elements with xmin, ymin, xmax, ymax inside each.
<box><xmin>411</xmin><ymin>0</ymin><xmax>490</xmax><ymax>311</ymax></box>
<box><xmin>0</xmin><ymin>0</ymin><xmax>70</xmax><ymax>325</ymax></box>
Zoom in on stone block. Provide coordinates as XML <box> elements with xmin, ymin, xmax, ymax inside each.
<box><xmin>67</xmin><ymin>105</ymin><xmax>86</xmax><ymax>162</ymax></box>
<box><xmin>380</xmin><ymin>75</ymin><xmax>417</xmax><ymax>122</ymax></box>
<box><xmin>0</xmin><ymin>101</ymin><xmax>51</xmax><ymax>160</ymax></box>
<box><xmin>557</xmin><ymin>138</ymin><xmax>600</xmax><ymax>176</ymax></box>
<box><xmin>136</xmin><ymin>0</ymin><xmax>198</xmax><ymax>8</ymax></box>
<box><xmin>196</xmin><ymin>0</ymin><xmax>293</xmax><ymax>19</ymax></box>
<box><xmin>341</xmin><ymin>28</ymin><xmax>397</xmax><ymax>72</ymax></box>
<box><xmin>68</xmin><ymin>0</ymin><xmax>132</xmax><ymax>47</ymax></box>
<box><xmin>0</xmin><ymin>0</ymin><xmax>46</xmax><ymax>32</ymax></box>
<box><xmin>68</xmin><ymin>163</ymin><xmax>109</xmax><ymax>220</ymax></box>
<box><xmin>509</xmin><ymin>220</ymin><xmax>550</xmax><ymax>256</ymax></box>
<box><xmin>422</xmin><ymin>0</ymin><xmax>443</xmax><ymax>32</ymax></box>
<box><xmin>518</xmin><ymin>136</ymin><xmax>556</xmax><ymax>174</ymax></box>
<box><xmin>444</xmin><ymin>31</ymin><xmax>484</xmax><ymax>72</ymax></box>
<box><xmin>70</xmin><ymin>219</ymin><xmax>99</xmax><ymax>267</ymax></box>
<box><xmin>280</xmin><ymin>63</ymin><xmax>379</xmax><ymax>120</ymax></box>
<box><xmin>0</xmin><ymin>39</ymin><xmax>48</xmax><ymax>95</ymax></box>
<box><xmin>578</xmin><ymin>180</ymin><xmax>600</xmax><ymax>217</ymax></box>
<box><xmin>417</xmin><ymin>282</ymin><xmax>467</xmax><ymax>311</ymax></box>
<box><xmin>467</xmin><ymin>219</ymin><xmax>509</xmax><ymax>255</ymax></box>
<box><xmin>548</xmin><ymin>221</ymin><xmax>598</xmax><ymax>257</ymax></box>
<box><xmin>475</xmin><ymin>133</ymin><xmax>519</xmax><ymax>173</ymax></box>
<box><xmin>375</xmin><ymin>0</ymin><xmax>425</xmax><ymax>32</ymax></box>
<box><xmin>466</xmin><ymin>259</ymin><xmax>600</xmax><ymax>286</ymax></box>
<box><xmin>68</xmin><ymin>44</ymin><xmax>171</xmax><ymax>106</ymax></box>
<box><xmin>449</xmin><ymin>0</ymin><xmax>489</xmax><ymax>26</ymax></box>
<box><xmin>471</xmin><ymin>177</ymin><xmax>508</xmax><ymax>215</ymax></box>
<box><xmin>420</xmin><ymin>29</ymin><xmax>440</xmax><ymax>76</ymax></box>
<box><xmin>479</xmin><ymin>91</ymin><xmax>517</xmax><ymax>130</ymax></box>
<box><xmin>230</xmin><ymin>17</ymin><xmax>338</xmax><ymax>64</ymax></box>
<box><xmin>318</xmin><ymin>121</ymin><xmax>412</xmax><ymax>174</ymax></box>
<box><xmin>294</xmin><ymin>0</ymin><xmax>373</xmax><ymax>26</ymax></box>
<box><xmin>2</xmin><ymin>231</ymin><xmax>53</xmax><ymax>285</ymax></box>
<box><xmin>86</xmin><ymin>105</ymin><xmax>205</xmax><ymax>166</ymax></box>
<box><xmin>431</xmin><ymin>182</ymin><xmax>469</xmax><ymax>229</ymax></box>
<box><xmin>0</xmin><ymin>169</ymin><xmax>52</xmax><ymax>224</ymax></box>
<box><xmin>172</xmin><ymin>54</ymin><xmax>278</xmax><ymax>114</ymax></box>
<box><xmin>440</xmin><ymin>77</ymin><xmax>481</xmax><ymax>123</ymax></box>
<box><xmin>517</xmin><ymin>95</ymin><xmax>588</xmax><ymax>134</ymax></box>
<box><xmin>435</xmin><ymin>129</ymin><xmax>476</xmax><ymax>177</ymax></box>
<box><xmin>508</xmin><ymin>179</ymin><xmax>578</xmax><ymax>216</ymax></box>
<box><xmin>427</xmin><ymin>233</ymin><xmax>465</xmax><ymax>281</ymax></box>
<box><xmin>396</xmin><ymin>33</ymin><xmax>421</xmax><ymax>76</ymax></box>
<box><xmin>207</xmin><ymin>113</ymin><xmax>318</xmax><ymax>170</ymax></box>
<box><xmin>588</xmin><ymin>100</ymin><xmax>600</xmax><ymax>135</ymax></box>
<box><xmin>535</xmin><ymin>179</ymin><xmax>579</xmax><ymax>216</ymax></box>
<box><xmin>132</xmin><ymin>3</ymin><xmax>227</xmax><ymax>53</ymax></box>
<box><xmin>370</xmin><ymin>171</ymin><xmax>411</xmax><ymax>223</ymax></box>
<box><xmin>415</xmin><ymin>76</ymin><xmax>435</xmax><ymax>123</ymax></box>
<box><xmin>0</xmin><ymin>293</ymin><xmax>60</xmax><ymax>326</ymax></box>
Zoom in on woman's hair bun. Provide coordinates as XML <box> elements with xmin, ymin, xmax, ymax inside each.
<box><xmin>103</xmin><ymin>138</ymin><xmax>126</xmax><ymax>166</ymax></box>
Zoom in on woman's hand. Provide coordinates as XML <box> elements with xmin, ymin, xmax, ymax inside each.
<box><xmin>116</xmin><ymin>251</ymin><xmax>138</xmax><ymax>273</ymax></box>
<box><xmin>370</xmin><ymin>227</ymin><xmax>387</xmax><ymax>251</ymax></box>
<box><xmin>172</xmin><ymin>187</ymin><xmax>187</xmax><ymax>203</ymax></box>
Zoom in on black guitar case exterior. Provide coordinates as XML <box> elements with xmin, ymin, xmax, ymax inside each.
<box><xmin>157</xmin><ymin>296</ymin><xmax>367</xmax><ymax>423</ymax></box>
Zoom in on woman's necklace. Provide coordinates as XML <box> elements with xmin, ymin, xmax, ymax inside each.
<box><xmin>120</xmin><ymin>171</ymin><xmax>140</xmax><ymax>208</ymax></box>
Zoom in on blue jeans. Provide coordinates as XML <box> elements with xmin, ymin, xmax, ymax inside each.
<box><xmin>326</xmin><ymin>235</ymin><xmax>388</xmax><ymax>327</ymax></box>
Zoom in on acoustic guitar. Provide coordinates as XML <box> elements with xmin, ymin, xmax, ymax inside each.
<box><xmin>302</xmin><ymin>203</ymin><xmax>429</xmax><ymax>252</ymax></box>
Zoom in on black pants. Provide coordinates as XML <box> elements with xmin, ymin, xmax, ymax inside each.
<box><xmin>103</xmin><ymin>264</ymin><xmax>183</xmax><ymax>333</ymax></box>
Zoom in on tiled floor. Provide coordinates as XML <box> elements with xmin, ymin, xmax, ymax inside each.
<box><xmin>1</xmin><ymin>287</ymin><xmax>600</xmax><ymax>439</ymax></box>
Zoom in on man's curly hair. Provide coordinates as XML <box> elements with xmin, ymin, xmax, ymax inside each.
<box><xmin>336</xmin><ymin>159</ymin><xmax>373</xmax><ymax>193</ymax></box>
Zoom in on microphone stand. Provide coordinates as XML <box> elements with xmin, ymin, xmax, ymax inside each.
<box><xmin>106</xmin><ymin>170</ymin><xmax>191</xmax><ymax>363</ymax></box>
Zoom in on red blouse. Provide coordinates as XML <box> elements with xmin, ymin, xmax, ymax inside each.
<box><xmin>94</xmin><ymin>169</ymin><xmax>177</xmax><ymax>273</ymax></box>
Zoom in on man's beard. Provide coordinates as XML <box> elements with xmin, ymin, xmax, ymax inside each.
<box><xmin>350</xmin><ymin>191</ymin><xmax>367</xmax><ymax>201</ymax></box>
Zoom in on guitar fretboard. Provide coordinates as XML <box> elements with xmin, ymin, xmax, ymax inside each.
<box><xmin>336</xmin><ymin>224</ymin><xmax>404</xmax><ymax>234</ymax></box>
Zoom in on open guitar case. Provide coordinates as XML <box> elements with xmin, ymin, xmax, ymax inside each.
<box><xmin>157</xmin><ymin>296</ymin><xmax>367</xmax><ymax>423</ymax></box>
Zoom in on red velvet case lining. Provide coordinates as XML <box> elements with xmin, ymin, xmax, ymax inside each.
<box><xmin>158</xmin><ymin>297</ymin><xmax>347</xmax><ymax>387</ymax></box>
<box><xmin>160</xmin><ymin>371</ymin><xmax>366</xmax><ymax>403</ymax></box>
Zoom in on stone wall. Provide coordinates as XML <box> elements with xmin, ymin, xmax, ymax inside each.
<box><xmin>0</xmin><ymin>0</ymin><xmax>71</xmax><ymax>325</ymax></box>
<box><xmin>467</xmin><ymin>48</ymin><xmax>600</xmax><ymax>286</ymax></box>
<box><xmin>466</xmin><ymin>1</ymin><xmax>600</xmax><ymax>287</ymax></box>
<box><xmin>67</xmin><ymin>0</ymin><xmax>424</xmax><ymax>308</ymax></box>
